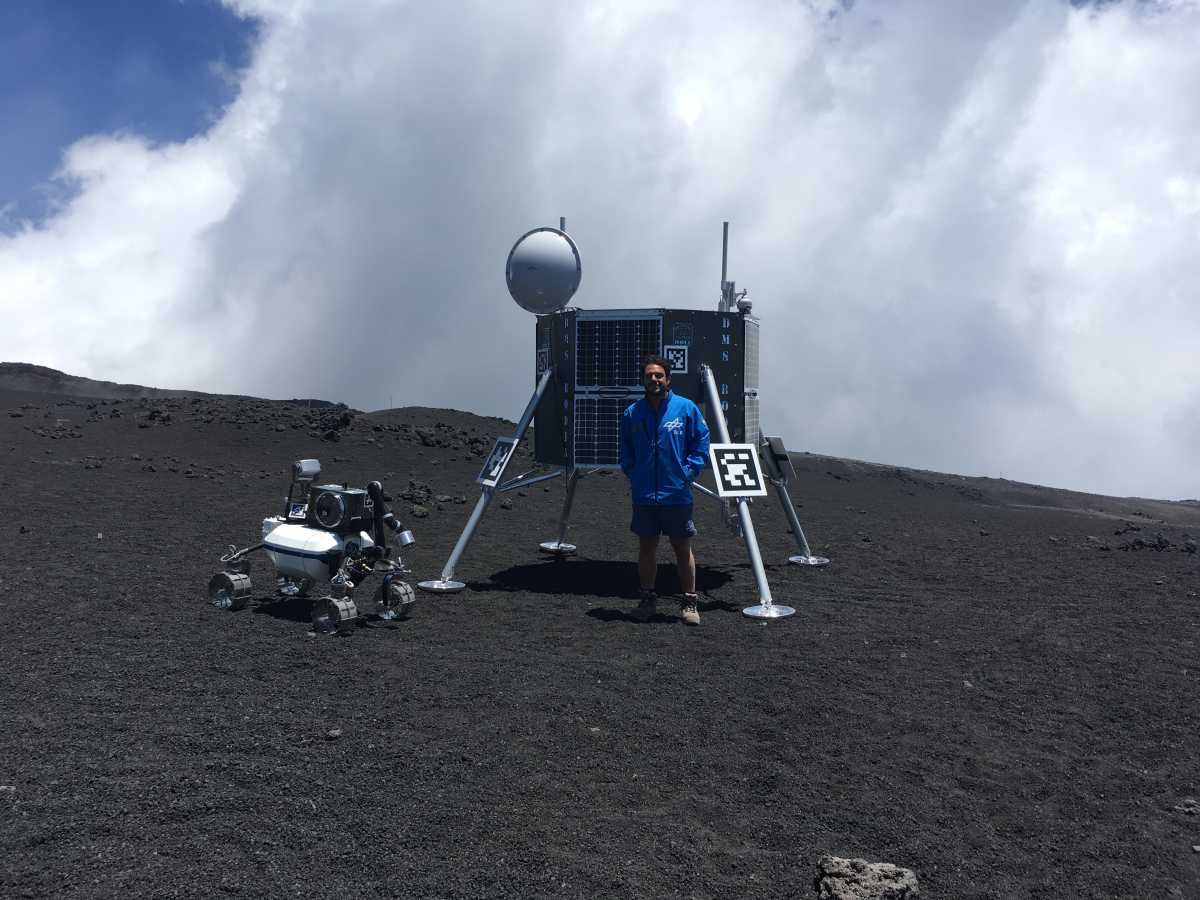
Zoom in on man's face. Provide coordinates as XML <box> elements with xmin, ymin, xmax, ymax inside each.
<box><xmin>643</xmin><ymin>364</ymin><xmax>669</xmax><ymax>397</ymax></box>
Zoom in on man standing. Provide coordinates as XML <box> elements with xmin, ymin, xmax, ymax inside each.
<box><xmin>618</xmin><ymin>354</ymin><xmax>711</xmax><ymax>625</ymax></box>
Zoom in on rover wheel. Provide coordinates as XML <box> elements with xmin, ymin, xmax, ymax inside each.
<box><xmin>312</xmin><ymin>596</ymin><xmax>358</xmax><ymax>635</ymax></box>
<box><xmin>376</xmin><ymin>579</ymin><xmax>416</xmax><ymax>620</ymax></box>
<box><xmin>208</xmin><ymin>572</ymin><xmax>252</xmax><ymax>611</ymax></box>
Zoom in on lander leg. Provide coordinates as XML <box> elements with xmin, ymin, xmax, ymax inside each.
<box><xmin>698</xmin><ymin>365</ymin><xmax>794</xmax><ymax>619</ymax></box>
<box><xmin>419</xmin><ymin>368</ymin><xmax>553</xmax><ymax>593</ymax></box>
<box><xmin>773</xmin><ymin>478</ymin><xmax>830</xmax><ymax>567</ymax></box>
<box><xmin>759</xmin><ymin>434</ymin><xmax>830</xmax><ymax>567</ymax></box>
<box><xmin>540</xmin><ymin>468</ymin><xmax>583</xmax><ymax>556</ymax></box>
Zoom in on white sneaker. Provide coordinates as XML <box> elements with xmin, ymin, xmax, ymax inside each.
<box><xmin>679</xmin><ymin>593</ymin><xmax>700</xmax><ymax>626</ymax></box>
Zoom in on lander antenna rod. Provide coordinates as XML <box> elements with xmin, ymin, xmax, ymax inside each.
<box><xmin>722</xmin><ymin>220</ymin><xmax>728</xmax><ymax>285</ymax></box>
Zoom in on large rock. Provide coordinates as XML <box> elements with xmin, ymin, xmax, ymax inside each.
<box><xmin>814</xmin><ymin>856</ymin><xmax>919</xmax><ymax>900</ymax></box>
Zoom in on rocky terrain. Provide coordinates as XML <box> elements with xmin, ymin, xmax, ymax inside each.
<box><xmin>1</xmin><ymin>379</ymin><xmax>1198</xmax><ymax>898</ymax></box>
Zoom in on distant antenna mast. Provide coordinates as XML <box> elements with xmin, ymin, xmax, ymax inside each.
<box><xmin>718</xmin><ymin>221</ymin><xmax>749</xmax><ymax>314</ymax></box>
<box><xmin>719</xmin><ymin>221</ymin><xmax>731</xmax><ymax>312</ymax></box>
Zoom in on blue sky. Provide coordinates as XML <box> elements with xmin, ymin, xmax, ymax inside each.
<box><xmin>1</xmin><ymin>0</ymin><xmax>1198</xmax><ymax>499</ymax></box>
<box><xmin>0</xmin><ymin>0</ymin><xmax>257</xmax><ymax>221</ymax></box>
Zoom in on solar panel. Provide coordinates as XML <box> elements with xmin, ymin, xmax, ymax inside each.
<box><xmin>572</xmin><ymin>395</ymin><xmax>630</xmax><ymax>466</ymax></box>
<box><xmin>576</xmin><ymin>317</ymin><xmax>661</xmax><ymax>388</ymax></box>
<box><xmin>744</xmin><ymin>317</ymin><xmax>759</xmax><ymax>391</ymax></box>
<box><xmin>744</xmin><ymin>391</ymin><xmax>760</xmax><ymax>448</ymax></box>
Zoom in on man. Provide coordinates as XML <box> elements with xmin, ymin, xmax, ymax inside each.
<box><xmin>618</xmin><ymin>354</ymin><xmax>711</xmax><ymax>625</ymax></box>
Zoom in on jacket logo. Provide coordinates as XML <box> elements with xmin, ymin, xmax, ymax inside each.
<box><xmin>663</xmin><ymin>417</ymin><xmax>683</xmax><ymax>434</ymax></box>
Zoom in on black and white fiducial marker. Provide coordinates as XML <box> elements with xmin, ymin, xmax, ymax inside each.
<box><xmin>708</xmin><ymin>443</ymin><xmax>768</xmax><ymax>498</ymax></box>
<box><xmin>478</xmin><ymin>438</ymin><xmax>517</xmax><ymax>489</ymax></box>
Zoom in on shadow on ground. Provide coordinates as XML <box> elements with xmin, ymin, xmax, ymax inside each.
<box><xmin>472</xmin><ymin>558</ymin><xmax>735</xmax><ymax>598</ymax></box>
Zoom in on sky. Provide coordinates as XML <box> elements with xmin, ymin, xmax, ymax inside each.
<box><xmin>1</xmin><ymin>0</ymin><xmax>1198</xmax><ymax>501</ymax></box>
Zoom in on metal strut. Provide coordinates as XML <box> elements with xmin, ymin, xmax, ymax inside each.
<box><xmin>418</xmin><ymin>367</ymin><xmax>555</xmax><ymax>593</ymax></box>
<box><xmin>771</xmin><ymin>474</ymin><xmax>830</xmax><ymax>567</ymax></box>
<box><xmin>540</xmin><ymin>467</ymin><xmax>584</xmax><ymax>556</ymax></box>
<box><xmin>698</xmin><ymin>365</ymin><xmax>794</xmax><ymax>619</ymax></box>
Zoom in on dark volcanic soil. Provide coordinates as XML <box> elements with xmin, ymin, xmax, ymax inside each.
<box><xmin>1</xmin><ymin>388</ymin><xmax>1198</xmax><ymax>898</ymax></box>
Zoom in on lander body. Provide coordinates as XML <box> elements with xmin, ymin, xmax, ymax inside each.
<box><xmin>420</xmin><ymin>222</ymin><xmax>829</xmax><ymax>618</ymax></box>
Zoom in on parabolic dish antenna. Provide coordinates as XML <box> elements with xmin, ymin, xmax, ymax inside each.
<box><xmin>506</xmin><ymin>227</ymin><xmax>582</xmax><ymax>315</ymax></box>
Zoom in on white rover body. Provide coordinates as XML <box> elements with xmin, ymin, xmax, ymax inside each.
<box><xmin>261</xmin><ymin>520</ymin><xmax>377</xmax><ymax>581</ymax></box>
<box><xmin>207</xmin><ymin>459</ymin><xmax>417</xmax><ymax>634</ymax></box>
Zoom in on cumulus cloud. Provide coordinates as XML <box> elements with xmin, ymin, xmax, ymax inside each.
<box><xmin>2</xmin><ymin>0</ymin><xmax>1198</xmax><ymax>498</ymax></box>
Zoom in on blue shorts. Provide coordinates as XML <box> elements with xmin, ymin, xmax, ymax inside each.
<box><xmin>631</xmin><ymin>504</ymin><xmax>697</xmax><ymax>538</ymax></box>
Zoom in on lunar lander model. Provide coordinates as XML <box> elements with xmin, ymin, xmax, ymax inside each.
<box><xmin>418</xmin><ymin>222</ymin><xmax>829</xmax><ymax>618</ymax></box>
<box><xmin>206</xmin><ymin>460</ymin><xmax>418</xmax><ymax>634</ymax></box>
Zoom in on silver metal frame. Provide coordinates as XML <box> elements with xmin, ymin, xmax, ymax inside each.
<box><xmin>539</xmin><ymin>468</ymin><xmax>585</xmax><ymax>555</ymax></box>
<box><xmin>759</xmin><ymin>435</ymin><xmax>830</xmax><ymax>567</ymax></box>
<box><xmin>698</xmin><ymin>364</ymin><xmax>794</xmax><ymax>619</ymax></box>
<box><xmin>419</xmin><ymin>368</ymin><xmax>555</xmax><ymax>593</ymax></box>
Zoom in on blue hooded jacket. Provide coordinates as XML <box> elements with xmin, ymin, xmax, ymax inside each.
<box><xmin>618</xmin><ymin>391</ymin><xmax>711</xmax><ymax>506</ymax></box>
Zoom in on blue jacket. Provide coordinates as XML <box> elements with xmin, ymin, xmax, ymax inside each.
<box><xmin>618</xmin><ymin>391</ymin><xmax>711</xmax><ymax>506</ymax></box>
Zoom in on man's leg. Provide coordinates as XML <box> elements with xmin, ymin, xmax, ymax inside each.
<box><xmin>638</xmin><ymin>535</ymin><xmax>660</xmax><ymax>591</ymax></box>
<box><xmin>668</xmin><ymin>536</ymin><xmax>696</xmax><ymax>594</ymax></box>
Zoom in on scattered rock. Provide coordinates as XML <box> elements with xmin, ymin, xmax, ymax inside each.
<box><xmin>1184</xmin><ymin>539</ymin><xmax>1197</xmax><ymax>555</ymax></box>
<box><xmin>500</xmin><ymin>498</ymin><xmax>514</xmax><ymax>510</ymax></box>
<box><xmin>1119</xmin><ymin>534</ymin><xmax>1173</xmax><ymax>552</ymax></box>
<box><xmin>415</xmin><ymin>426</ymin><xmax>442</xmax><ymax>448</ymax></box>
<box><xmin>401</xmin><ymin>481</ymin><xmax>433</xmax><ymax>504</ymax></box>
<box><xmin>1048</xmin><ymin>536</ymin><xmax>1061</xmax><ymax>543</ymax></box>
<box><xmin>410</xmin><ymin>505</ymin><xmax>429</xmax><ymax>519</ymax></box>
<box><xmin>814</xmin><ymin>855</ymin><xmax>919</xmax><ymax>899</ymax></box>
<box><xmin>1173</xmin><ymin>798</ymin><xmax>1199</xmax><ymax>816</ymax></box>
<box><xmin>325</xmin><ymin>728</ymin><xmax>342</xmax><ymax>741</ymax></box>
<box><xmin>435</xmin><ymin>495</ymin><xmax>453</xmax><ymax>503</ymax></box>
<box><xmin>979</xmin><ymin>529</ymin><xmax>991</xmax><ymax>537</ymax></box>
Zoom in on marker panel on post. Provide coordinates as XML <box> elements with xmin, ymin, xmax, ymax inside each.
<box><xmin>708</xmin><ymin>443</ymin><xmax>768</xmax><ymax>498</ymax></box>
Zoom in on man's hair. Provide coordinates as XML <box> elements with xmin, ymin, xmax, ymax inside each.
<box><xmin>641</xmin><ymin>354</ymin><xmax>672</xmax><ymax>378</ymax></box>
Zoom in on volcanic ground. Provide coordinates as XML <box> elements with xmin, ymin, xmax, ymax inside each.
<box><xmin>1</xmin><ymin>378</ymin><xmax>1199</xmax><ymax>898</ymax></box>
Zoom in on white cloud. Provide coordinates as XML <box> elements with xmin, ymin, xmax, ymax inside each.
<box><xmin>2</xmin><ymin>0</ymin><xmax>1199</xmax><ymax>499</ymax></box>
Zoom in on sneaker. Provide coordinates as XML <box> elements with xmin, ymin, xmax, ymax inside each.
<box><xmin>680</xmin><ymin>593</ymin><xmax>700</xmax><ymax>626</ymax></box>
<box><xmin>632</xmin><ymin>589</ymin><xmax>657</xmax><ymax>621</ymax></box>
